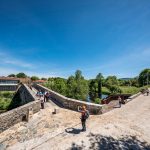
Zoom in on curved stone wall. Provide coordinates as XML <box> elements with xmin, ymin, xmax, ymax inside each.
<box><xmin>33</xmin><ymin>84</ymin><xmax>103</xmax><ymax>115</ymax></box>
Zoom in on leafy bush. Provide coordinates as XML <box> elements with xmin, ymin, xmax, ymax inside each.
<box><xmin>0</xmin><ymin>92</ymin><xmax>14</xmax><ymax>111</ymax></box>
<box><xmin>107</xmin><ymin>85</ymin><xmax>122</xmax><ymax>94</ymax></box>
<box><xmin>0</xmin><ymin>98</ymin><xmax>12</xmax><ymax>110</ymax></box>
<box><xmin>94</xmin><ymin>98</ymin><xmax>101</xmax><ymax>104</ymax></box>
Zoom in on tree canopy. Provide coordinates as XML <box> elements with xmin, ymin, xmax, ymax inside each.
<box><xmin>31</xmin><ymin>76</ymin><xmax>39</xmax><ymax>81</ymax></box>
<box><xmin>16</xmin><ymin>72</ymin><xmax>27</xmax><ymax>78</ymax></box>
<box><xmin>138</xmin><ymin>68</ymin><xmax>150</xmax><ymax>86</ymax></box>
<box><xmin>7</xmin><ymin>74</ymin><xmax>16</xmax><ymax>77</ymax></box>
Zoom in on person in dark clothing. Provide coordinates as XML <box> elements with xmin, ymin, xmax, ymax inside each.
<box><xmin>118</xmin><ymin>96</ymin><xmax>122</xmax><ymax>108</ymax></box>
<box><xmin>146</xmin><ymin>89</ymin><xmax>149</xmax><ymax>96</ymax></box>
<box><xmin>78</xmin><ymin>105</ymin><xmax>89</xmax><ymax>131</ymax></box>
<box><xmin>40</xmin><ymin>96</ymin><xmax>44</xmax><ymax>109</ymax></box>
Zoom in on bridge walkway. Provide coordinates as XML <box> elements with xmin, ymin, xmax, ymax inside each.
<box><xmin>31</xmin><ymin>87</ymin><xmax>59</xmax><ymax>109</ymax></box>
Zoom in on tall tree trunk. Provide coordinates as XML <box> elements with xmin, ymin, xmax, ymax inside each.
<box><xmin>98</xmin><ymin>80</ymin><xmax>102</xmax><ymax>99</ymax></box>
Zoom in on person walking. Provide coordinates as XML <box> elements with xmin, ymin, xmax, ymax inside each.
<box><xmin>78</xmin><ymin>105</ymin><xmax>89</xmax><ymax>132</ymax></box>
<box><xmin>146</xmin><ymin>89</ymin><xmax>149</xmax><ymax>96</ymax></box>
<box><xmin>40</xmin><ymin>95</ymin><xmax>45</xmax><ymax>109</ymax></box>
<box><xmin>118</xmin><ymin>96</ymin><xmax>122</xmax><ymax>108</ymax></box>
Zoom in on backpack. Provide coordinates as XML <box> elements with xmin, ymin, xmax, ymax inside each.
<box><xmin>85</xmin><ymin>110</ymin><xmax>90</xmax><ymax>119</ymax></box>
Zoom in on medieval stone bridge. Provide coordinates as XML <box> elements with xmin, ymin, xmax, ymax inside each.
<box><xmin>0</xmin><ymin>87</ymin><xmax>149</xmax><ymax>150</ymax></box>
<box><xmin>0</xmin><ymin>83</ymin><xmax>103</xmax><ymax>133</ymax></box>
<box><xmin>0</xmin><ymin>83</ymin><xmax>142</xmax><ymax>133</ymax></box>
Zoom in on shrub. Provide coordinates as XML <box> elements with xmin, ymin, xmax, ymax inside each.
<box><xmin>94</xmin><ymin>98</ymin><xmax>102</xmax><ymax>104</ymax></box>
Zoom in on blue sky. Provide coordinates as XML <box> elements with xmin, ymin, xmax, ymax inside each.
<box><xmin>0</xmin><ymin>0</ymin><xmax>150</xmax><ymax>79</ymax></box>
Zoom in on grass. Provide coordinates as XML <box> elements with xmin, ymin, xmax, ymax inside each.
<box><xmin>102</xmin><ymin>86</ymin><xmax>143</xmax><ymax>95</ymax></box>
<box><xmin>0</xmin><ymin>91</ymin><xmax>14</xmax><ymax>112</ymax></box>
<box><xmin>119</xmin><ymin>86</ymin><xmax>140</xmax><ymax>95</ymax></box>
<box><xmin>102</xmin><ymin>87</ymin><xmax>111</xmax><ymax>95</ymax></box>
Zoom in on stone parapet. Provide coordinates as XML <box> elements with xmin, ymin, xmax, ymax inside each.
<box><xmin>33</xmin><ymin>84</ymin><xmax>103</xmax><ymax>115</ymax></box>
<box><xmin>0</xmin><ymin>84</ymin><xmax>40</xmax><ymax>133</ymax></box>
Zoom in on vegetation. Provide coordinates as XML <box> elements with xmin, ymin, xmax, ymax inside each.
<box><xmin>44</xmin><ymin>70</ymin><xmax>89</xmax><ymax>100</ymax></box>
<box><xmin>7</xmin><ymin>74</ymin><xmax>16</xmax><ymax>77</ymax></box>
<box><xmin>31</xmin><ymin>76</ymin><xmax>40</xmax><ymax>81</ymax></box>
<box><xmin>16</xmin><ymin>72</ymin><xmax>27</xmax><ymax>78</ymax></box>
<box><xmin>0</xmin><ymin>92</ymin><xmax>14</xmax><ymax>112</ymax></box>
<box><xmin>4</xmin><ymin>68</ymin><xmax>149</xmax><ymax>105</ymax></box>
<box><xmin>119</xmin><ymin>86</ymin><xmax>140</xmax><ymax>94</ymax></box>
<box><xmin>138</xmin><ymin>69</ymin><xmax>150</xmax><ymax>86</ymax></box>
<box><xmin>94</xmin><ymin>98</ymin><xmax>102</xmax><ymax>104</ymax></box>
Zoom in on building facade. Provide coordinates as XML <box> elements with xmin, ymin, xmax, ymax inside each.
<box><xmin>0</xmin><ymin>77</ymin><xmax>20</xmax><ymax>91</ymax></box>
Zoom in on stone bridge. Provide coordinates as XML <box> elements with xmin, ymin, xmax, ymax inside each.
<box><xmin>0</xmin><ymin>84</ymin><xmax>41</xmax><ymax>133</ymax></box>
<box><xmin>32</xmin><ymin>84</ymin><xmax>103</xmax><ymax>114</ymax></box>
<box><xmin>0</xmin><ymin>83</ymin><xmax>103</xmax><ymax>133</ymax></box>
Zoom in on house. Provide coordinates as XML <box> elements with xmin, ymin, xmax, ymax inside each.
<box><xmin>0</xmin><ymin>77</ymin><xmax>20</xmax><ymax>91</ymax></box>
<box><xmin>33</xmin><ymin>80</ymin><xmax>46</xmax><ymax>84</ymax></box>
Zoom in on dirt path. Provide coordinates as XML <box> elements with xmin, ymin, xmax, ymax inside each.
<box><xmin>0</xmin><ymin>92</ymin><xmax>150</xmax><ymax>150</ymax></box>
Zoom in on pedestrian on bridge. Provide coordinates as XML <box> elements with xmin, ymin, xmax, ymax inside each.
<box><xmin>146</xmin><ymin>89</ymin><xmax>149</xmax><ymax>96</ymax></box>
<box><xmin>40</xmin><ymin>95</ymin><xmax>45</xmax><ymax>109</ymax></box>
<box><xmin>118</xmin><ymin>96</ymin><xmax>122</xmax><ymax>108</ymax></box>
<box><xmin>78</xmin><ymin>105</ymin><xmax>89</xmax><ymax>132</ymax></box>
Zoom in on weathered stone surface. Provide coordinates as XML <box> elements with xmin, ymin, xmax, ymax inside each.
<box><xmin>33</xmin><ymin>84</ymin><xmax>103</xmax><ymax>115</ymax></box>
<box><xmin>0</xmin><ymin>84</ymin><xmax>41</xmax><ymax>133</ymax></box>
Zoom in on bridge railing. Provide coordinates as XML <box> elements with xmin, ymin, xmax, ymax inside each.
<box><xmin>33</xmin><ymin>84</ymin><xmax>103</xmax><ymax>115</ymax></box>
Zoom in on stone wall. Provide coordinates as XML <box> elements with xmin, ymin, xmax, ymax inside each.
<box><xmin>0</xmin><ymin>84</ymin><xmax>41</xmax><ymax>133</ymax></box>
<box><xmin>126</xmin><ymin>92</ymin><xmax>142</xmax><ymax>102</ymax></box>
<box><xmin>101</xmin><ymin>94</ymin><xmax>131</xmax><ymax>104</ymax></box>
<box><xmin>33</xmin><ymin>84</ymin><xmax>103</xmax><ymax>115</ymax></box>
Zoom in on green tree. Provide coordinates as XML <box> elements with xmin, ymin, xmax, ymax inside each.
<box><xmin>16</xmin><ymin>72</ymin><xmax>27</xmax><ymax>78</ymax></box>
<box><xmin>31</xmin><ymin>76</ymin><xmax>39</xmax><ymax>81</ymax></box>
<box><xmin>8</xmin><ymin>74</ymin><xmax>16</xmax><ymax>77</ymax></box>
<box><xmin>66</xmin><ymin>76</ymin><xmax>77</xmax><ymax>98</ymax></box>
<box><xmin>89</xmin><ymin>79</ymin><xmax>98</xmax><ymax>101</ymax></box>
<box><xmin>105</xmin><ymin>76</ymin><xmax>118</xmax><ymax>87</ymax></box>
<box><xmin>66</xmin><ymin>70</ymin><xmax>89</xmax><ymax>100</ymax></box>
<box><xmin>138</xmin><ymin>69</ymin><xmax>150</xmax><ymax>86</ymax></box>
<box><xmin>53</xmin><ymin>78</ymin><xmax>67</xmax><ymax>96</ymax></box>
<box><xmin>41</xmin><ymin>77</ymin><xmax>47</xmax><ymax>81</ymax></box>
<box><xmin>107</xmin><ymin>85</ymin><xmax>122</xmax><ymax>94</ymax></box>
<box><xmin>44</xmin><ymin>77</ymin><xmax>67</xmax><ymax>96</ymax></box>
<box><xmin>96</xmin><ymin>73</ymin><xmax>103</xmax><ymax>99</ymax></box>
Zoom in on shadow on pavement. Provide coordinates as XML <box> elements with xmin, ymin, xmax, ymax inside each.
<box><xmin>68</xmin><ymin>133</ymin><xmax>150</xmax><ymax>150</ymax></box>
<box><xmin>65</xmin><ymin>128</ymin><xmax>81</xmax><ymax>135</ymax></box>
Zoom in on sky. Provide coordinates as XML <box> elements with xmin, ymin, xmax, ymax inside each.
<box><xmin>0</xmin><ymin>0</ymin><xmax>150</xmax><ymax>79</ymax></box>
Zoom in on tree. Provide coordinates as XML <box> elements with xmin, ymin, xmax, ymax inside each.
<box><xmin>7</xmin><ymin>74</ymin><xmax>16</xmax><ymax>77</ymax></box>
<box><xmin>16</xmin><ymin>72</ymin><xmax>27</xmax><ymax>78</ymax></box>
<box><xmin>41</xmin><ymin>77</ymin><xmax>47</xmax><ymax>81</ymax></box>
<box><xmin>89</xmin><ymin>79</ymin><xmax>98</xmax><ymax>101</ymax></box>
<box><xmin>66</xmin><ymin>70</ymin><xmax>89</xmax><ymax>100</ymax></box>
<box><xmin>75</xmin><ymin>70</ymin><xmax>83</xmax><ymax>80</ymax></box>
<box><xmin>53</xmin><ymin>78</ymin><xmax>67</xmax><ymax>96</ymax></box>
<box><xmin>138</xmin><ymin>69</ymin><xmax>150</xmax><ymax>86</ymax></box>
<box><xmin>44</xmin><ymin>77</ymin><xmax>67</xmax><ymax>96</ymax></box>
<box><xmin>105</xmin><ymin>76</ymin><xmax>118</xmax><ymax>87</ymax></box>
<box><xmin>96</xmin><ymin>73</ymin><xmax>104</xmax><ymax>99</ymax></box>
<box><xmin>107</xmin><ymin>85</ymin><xmax>122</xmax><ymax>94</ymax></box>
<box><xmin>31</xmin><ymin>76</ymin><xmax>39</xmax><ymax>81</ymax></box>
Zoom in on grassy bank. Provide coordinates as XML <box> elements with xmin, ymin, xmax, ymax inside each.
<box><xmin>102</xmin><ymin>86</ymin><xmax>143</xmax><ymax>95</ymax></box>
<box><xmin>0</xmin><ymin>91</ymin><xmax>14</xmax><ymax>112</ymax></box>
<box><xmin>120</xmin><ymin>86</ymin><xmax>140</xmax><ymax>95</ymax></box>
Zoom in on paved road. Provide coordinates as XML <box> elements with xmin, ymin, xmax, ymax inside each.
<box><xmin>34</xmin><ymin>92</ymin><xmax>150</xmax><ymax>150</ymax></box>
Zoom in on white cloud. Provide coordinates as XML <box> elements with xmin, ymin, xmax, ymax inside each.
<box><xmin>0</xmin><ymin>67</ymin><xmax>59</xmax><ymax>78</ymax></box>
<box><xmin>0</xmin><ymin>51</ymin><xmax>34</xmax><ymax>68</ymax></box>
